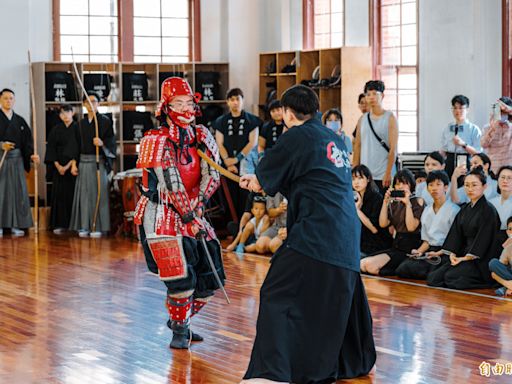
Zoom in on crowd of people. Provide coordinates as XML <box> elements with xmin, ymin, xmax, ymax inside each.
<box><xmin>213</xmin><ymin>79</ymin><xmax>512</xmax><ymax>297</ymax></box>
<box><xmin>1</xmin><ymin>77</ymin><xmax>512</xmax><ymax>297</ymax></box>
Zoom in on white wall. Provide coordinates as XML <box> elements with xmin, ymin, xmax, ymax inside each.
<box><xmin>0</xmin><ymin>0</ymin><xmax>53</xmax><ymax>121</ymax></box>
<box><xmin>345</xmin><ymin>0</ymin><xmax>370</xmax><ymax>46</ymax></box>
<box><xmin>419</xmin><ymin>0</ymin><xmax>502</xmax><ymax>151</ymax></box>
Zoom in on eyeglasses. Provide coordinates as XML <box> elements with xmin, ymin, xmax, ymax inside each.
<box><xmin>452</xmin><ymin>106</ymin><xmax>467</xmax><ymax>111</ymax></box>
<box><xmin>169</xmin><ymin>101</ymin><xmax>195</xmax><ymax>109</ymax></box>
<box><xmin>499</xmin><ymin>175</ymin><xmax>512</xmax><ymax>181</ymax></box>
<box><xmin>253</xmin><ymin>195</ymin><xmax>267</xmax><ymax>202</ymax></box>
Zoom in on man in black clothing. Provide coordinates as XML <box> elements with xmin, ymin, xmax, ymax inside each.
<box><xmin>69</xmin><ymin>92</ymin><xmax>116</xmax><ymax>237</ymax></box>
<box><xmin>0</xmin><ymin>88</ymin><xmax>40</xmax><ymax>236</ymax></box>
<box><xmin>240</xmin><ymin>85</ymin><xmax>376</xmax><ymax>384</ymax></box>
<box><xmin>214</xmin><ymin>88</ymin><xmax>262</xmax><ymax>220</ymax></box>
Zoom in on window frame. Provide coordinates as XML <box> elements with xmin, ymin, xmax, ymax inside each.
<box><xmin>371</xmin><ymin>0</ymin><xmax>419</xmax><ymax>152</ymax></box>
<box><xmin>303</xmin><ymin>0</ymin><xmax>346</xmax><ymax>50</ymax></box>
<box><xmin>53</xmin><ymin>0</ymin><xmax>201</xmax><ymax>62</ymax></box>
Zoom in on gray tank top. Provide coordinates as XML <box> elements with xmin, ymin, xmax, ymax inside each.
<box><xmin>360</xmin><ymin>111</ymin><xmax>396</xmax><ymax>180</ymax></box>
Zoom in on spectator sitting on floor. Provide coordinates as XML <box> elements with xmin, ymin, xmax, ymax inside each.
<box><xmin>254</xmin><ymin>192</ymin><xmax>287</xmax><ymax>254</ymax></box>
<box><xmin>415</xmin><ymin>151</ymin><xmax>447</xmax><ymax>205</ymax></box>
<box><xmin>489</xmin><ymin>216</ymin><xmax>512</xmax><ymax>296</ymax></box>
<box><xmin>235</xmin><ymin>196</ymin><xmax>270</xmax><ymax>254</ymax></box>
<box><xmin>352</xmin><ymin>164</ymin><xmax>392</xmax><ymax>257</ymax></box>
<box><xmin>396</xmin><ymin>170</ymin><xmax>460</xmax><ymax>280</ymax></box>
<box><xmin>360</xmin><ymin>169</ymin><xmax>424</xmax><ymax>276</ymax></box>
<box><xmin>450</xmin><ymin>153</ymin><xmax>498</xmax><ymax>204</ymax></box>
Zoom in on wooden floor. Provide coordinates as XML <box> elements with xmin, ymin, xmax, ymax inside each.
<box><xmin>1</xmin><ymin>232</ymin><xmax>511</xmax><ymax>384</ymax></box>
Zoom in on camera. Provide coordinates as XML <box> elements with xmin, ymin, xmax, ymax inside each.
<box><xmin>353</xmin><ymin>191</ymin><xmax>359</xmax><ymax>202</ymax></box>
<box><xmin>492</xmin><ymin>103</ymin><xmax>501</xmax><ymax>121</ymax></box>
<box><xmin>390</xmin><ymin>190</ymin><xmax>405</xmax><ymax>198</ymax></box>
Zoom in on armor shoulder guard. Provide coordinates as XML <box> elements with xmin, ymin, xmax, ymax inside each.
<box><xmin>136</xmin><ymin>129</ymin><xmax>170</xmax><ymax>168</ymax></box>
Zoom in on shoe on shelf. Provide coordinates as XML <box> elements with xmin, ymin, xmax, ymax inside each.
<box><xmin>78</xmin><ymin>230</ymin><xmax>90</xmax><ymax>238</ymax></box>
<box><xmin>53</xmin><ymin>228</ymin><xmax>66</xmax><ymax>235</ymax></box>
<box><xmin>12</xmin><ymin>228</ymin><xmax>25</xmax><ymax>237</ymax></box>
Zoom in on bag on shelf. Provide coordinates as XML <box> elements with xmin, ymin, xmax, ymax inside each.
<box><xmin>45</xmin><ymin>72</ymin><xmax>78</xmax><ymax>102</ymax></box>
<box><xmin>122</xmin><ymin>111</ymin><xmax>154</xmax><ymax>142</ymax></box>
<box><xmin>84</xmin><ymin>74</ymin><xmax>113</xmax><ymax>101</ymax></box>
<box><xmin>195</xmin><ymin>72</ymin><xmax>221</xmax><ymax>101</ymax></box>
<box><xmin>122</xmin><ymin>73</ymin><xmax>149</xmax><ymax>101</ymax></box>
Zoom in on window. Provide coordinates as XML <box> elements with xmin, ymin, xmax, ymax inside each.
<box><xmin>377</xmin><ymin>0</ymin><xmax>418</xmax><ymax>152</ymax></box>
<box><xmin>60</xmin><ymin>0</ymin><xmax>118</xmax><ymax>62</ymax></box>
<box><xmin>313</xmin><ymin>0</ymin><xmax>344</xmax><ymax>48</ymax></box>
<box><xmin>133</xmin><ymin>0</ymin><xmax>189</xmax><ymax>63</ymax></box>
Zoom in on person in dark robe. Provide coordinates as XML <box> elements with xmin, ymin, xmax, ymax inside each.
<box><xmin>427</xmin><ymin>168</ymin><xmax>501</xmax><ymax>290</ymax></box>
<box><xmin>0</xmin><ymin>88</ymin><xmax>40</xmax><ymax>236</ymax></box>
<box><xmin>240</xmin><ymin>85</ymin><xmax>375</xmax><ymax>384</ymax></box>
<box><xmin>44</xmin><ymin>105</ymin><xmax>79</xmax><ymax>234</ymax></box>
<box><xmin>395</xmin><ymin>171</ymin><xmax>460</xmax><ymax>280</ymax></box>
<box><xmin>69</xmin><ymin>92</ymin><xmax>116</xmax><ymax>237</ymax></box>
<box><xmin>213</xmin><ymin>88</ymin><xmax>262</xmax><ymax>220</ymax></box>
<box><xmin>360</xmin><ymin>169</ymin><xmax>425</xmax><ymax>276</ymax></box>
<box><xmin>352</xmin><ymin>164</ymin><xmax>393</xmax><ymax>257</ymax></box>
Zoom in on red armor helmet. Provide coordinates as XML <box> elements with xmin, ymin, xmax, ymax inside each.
<box><xmin>158</xmin><ymin>77</ymin><xmax>202</xmax><ymax>127</ymax></box>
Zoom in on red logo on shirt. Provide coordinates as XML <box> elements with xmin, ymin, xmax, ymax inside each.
<box><xmin>327</xmin><ymin>141</ymin><xmax>348</xmax><ymax>168</ymax></box>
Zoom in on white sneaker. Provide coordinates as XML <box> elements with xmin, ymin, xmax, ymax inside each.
<box><xmin>53</xmin><ymin>228</ymin><xmax>66</xmax><ymax>235</ymax></box>
<box><xmin>89</xmin><ymin>231</ymin><xmax>102</xmax><ymax>238</ymax></box>
<box><xmin>78</xmin><ymin>230</ymin><xmax>90</xmax><ymax>238</ymax></box>
<box><xmin>12</xmin><ymin>228</ymin><xmax>25</xmax><ymax>237</ymax></box>
<box><xmin>0</xmin><ymin>229</ymin><xmax>3</xmax><ymax>237</ymax></box>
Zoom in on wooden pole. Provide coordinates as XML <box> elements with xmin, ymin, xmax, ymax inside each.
<box><xmin>28</xmin><ymin>51</ymin><xmax>39</xmax><ymax>234</ymax></box>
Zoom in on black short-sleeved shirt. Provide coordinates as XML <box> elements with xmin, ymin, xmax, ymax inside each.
<box><xmin>213</xmin><ymin>111</ymin><xmax>262</xmax><ymax>157</ymax></box>
<box><xmin>256</xmin><ymin>118</ymin><xmax>361</xmax><ymax>272</ymax></box>
<box><xmin>260</xmin><ymin>120</ymin><xmax>284</xmax><ymax>150</ymax></box>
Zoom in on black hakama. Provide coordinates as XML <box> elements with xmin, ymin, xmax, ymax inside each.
<box><xmin>243</xmin><ymin>248</ymin><xmax>376</xmax><ymax>383</ymax></box>
<box><xmin>427</xmin><ymin>197</ymin><xmax>500</xmax><ymax>289</ymax></box>
<box><xmin>44</xmin><ymin>121</ymin><xmax>79</xmax><ymax>229</ymax></box>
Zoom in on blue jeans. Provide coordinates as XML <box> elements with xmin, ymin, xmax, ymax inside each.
<box><xmin>489</xmin><ymin>259</ymin><xmax>512</xmax><ymax>281</ymax></box>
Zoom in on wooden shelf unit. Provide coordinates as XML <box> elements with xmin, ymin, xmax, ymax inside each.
<box><xmin>258</xmin><ymin>47</ymin><xmax>371</xmax><ymax>131</ymax></box>
<box><xmin>31</xmin><ymin>61</ymin><xmax>229</xmax><ymax>205</ymax></box>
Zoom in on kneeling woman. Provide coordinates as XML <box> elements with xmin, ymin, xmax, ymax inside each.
<box><xmin>360</xmin><ymin>169</ymin><xmax>424</xmax><ymax>276</ymax></box>
<box><xmin>428</xmin><ymin>168</ymin><xmax>500</xmax><ymax>290</ymax></box>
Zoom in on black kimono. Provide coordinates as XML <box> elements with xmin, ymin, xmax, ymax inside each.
<box><xmin>0</xmin><ymin>110</ymin><xmax>34</xmax><ymax>229</ymax></box>
<box><xmin>359</xmin><ymin>189</ymin><xmax>393</xmax><ymax>256</ymax></box>
<box><xmin>243</xmin><ymin>118</ymin><xmax>375</xmax><ymax>384</ymax></box>
<box><xmin>427</xmin><ymin>196</ymin><xmax>500</xmax><ymax>289</ymax></box>
<box><xmin>44</xmin><ymin>121</ymin><xmax>79</xmax><ymax>229</ymax></box>
<box><xmin>213</xmin><ymin>111</ymin><xmax>262</xmax><ymax>219</ymax></box>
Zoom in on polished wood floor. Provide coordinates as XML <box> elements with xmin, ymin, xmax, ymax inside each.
<box><xmin>0</xmin><ymin>232</ymin><xmax>511</xmax><ymax>384</ymax></box>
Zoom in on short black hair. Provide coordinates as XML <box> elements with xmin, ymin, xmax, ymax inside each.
<box><xmin>496</xmin><ymin>165</ymin><xmax>512</xmax><ymax>194</ymax></box>
<box><xmin>424</xmin><ymin>151</ymin><xmax>445</xmax><ymax>166</ymax></box>
<box><xmin>281</xmin><ymin>84</ymin><xmax>319</xmax><ymax>120</ymax></box>
<box><xmin>226</xmin><ymin>88</ymin><xmax>244</xmax><ymax>100</ymax></box>
<box><xmin>415</xmin><ymin>170</ymin><xmax>427</xmax><ymax>180</ymax></box>
<box><xmin>464</xmin><ymin>167</ymin><xmax>487</xmax><ymax>185</ymax></box>
<box><xmin>499</xmin><ymin>96</ymin><xmax>512</xmax><ymax>107</ymax></box>
<box><xmin>393</xmin><ymin>168</ymin><xmax>416</xmax><ymax>193</ymax></box>
<box><xmin>364</xmin><ymin>80</ymin><xmax>385</xmax><ymax>94</ymax></box>
<box><xmin>451</xmin><ymin>94</ymin><xmax>470</xmax><ymax>107</ymax></box>
<box><xmin>507</xmin><ymin>216</ymin><xmax>512</xmax><ymax>226</ymax></box>
<box><xmin>83</xmin><ymin>91</ymin><xmax>100</xmax><ymax>102</ymax></box>
<box><xmin>267</xmin><ymin>99</ymin><xmax>282</xmax><ymax>112</ymax></box>
<box><xmin>322</xmin><ymin>108</ymin><xmax>343</xmax><ymax>125</ymax></box>
<box><xmin>0</xmin><ymin>88</ymin><xmax>14</xmax><ymax>96</ymax></box>
<box><xmin>426</xmin><ymin>170</ymin><xmax>450</xmax><ymax>186</ymax></box>
<box><xmin>358</xmin><ymin>93</ymin><xmax>366</xmax><ymax>103</ymax></box>
<box><xmin>59</xmin><ymin>104</ymin><xmax>74</xmax><ymax>113</ymax></box>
